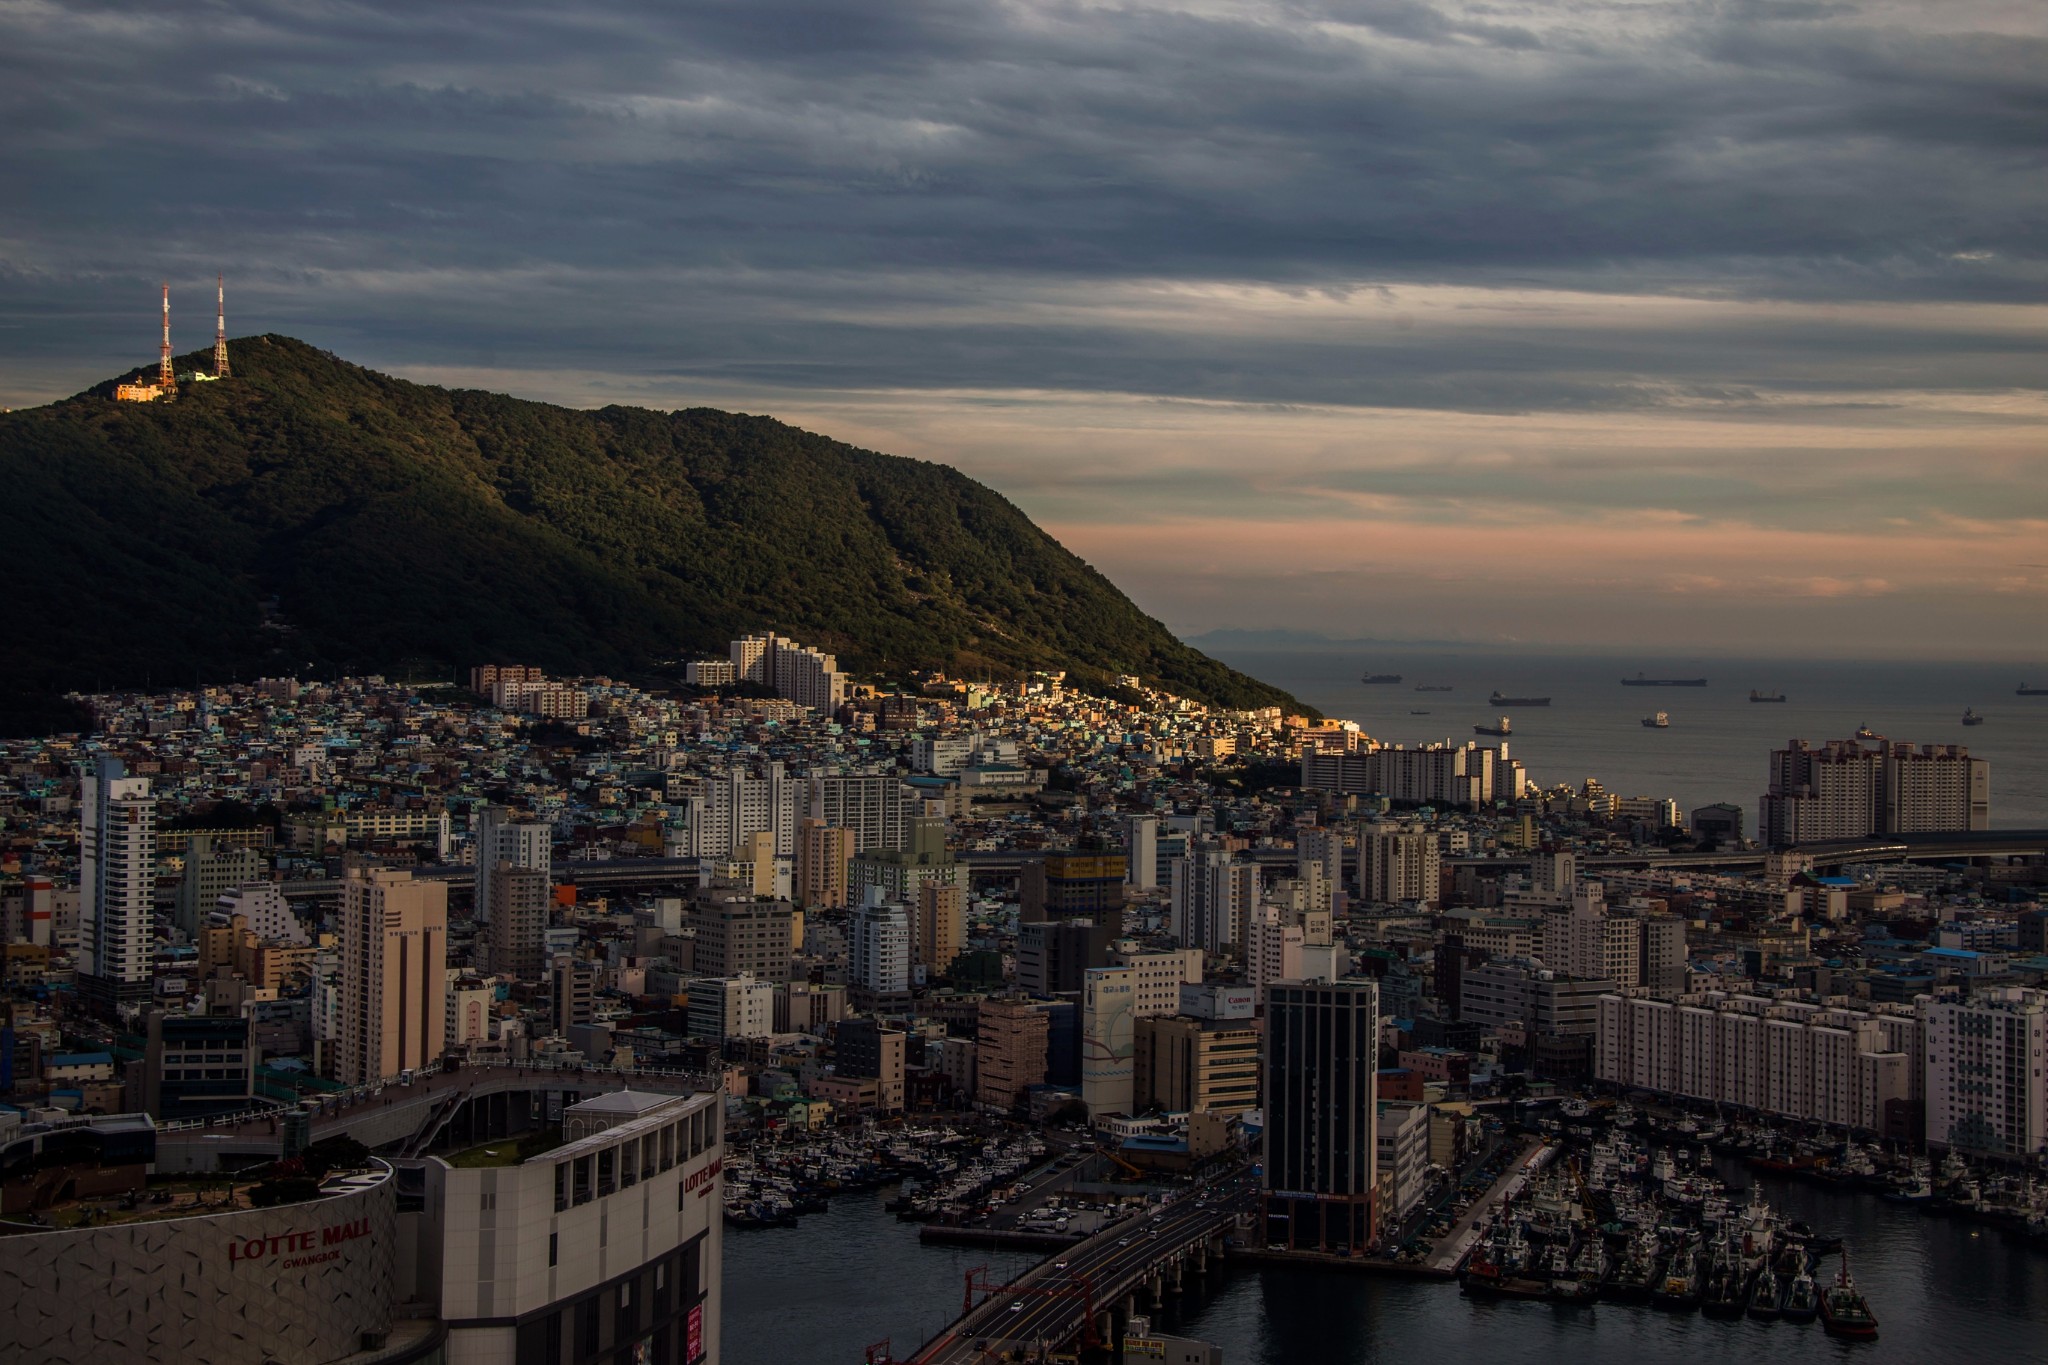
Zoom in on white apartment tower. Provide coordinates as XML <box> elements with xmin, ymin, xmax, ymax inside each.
<box><xmin>1170</xmin><ymin>849</ymin><xmax>1256</xmax><ymax>955</ymax></box>
<box><xmin>1123</xmin><ymin>815</ymin><xmax>1161</xmax><ymax>892</ymax></box>
<box><xmin>78</xmin><ymin>756</ymin><xmax>157</xmax><ymax>1014</ymax></box>
<box><xmin>1761</xmin><ymin>737</ymin><xmax>1989</xmax><ymax>846</ymax></box>
<box><xmin>683</xmin><ymin>763</ymin><xmax>803</xmax><ymax>859</ymax></box>
<box><xmin>849</xmin><ymin>900</ymin><xmax>913</xmax><ymax>996</ymax></box>
<box><xmin>1357</xmin><ymin>821</ymin><xmax>1441</xmax><ymax>909</ymax></box>
<box><xmin>1925</xmin><ymin>988</ymin><xmax>2048</xmax><ymax>1157</ymax></box>
<box><xmin>473</xmin><ymin>805</ymin><xmax>551</xmax><ymax>926</ymax></box>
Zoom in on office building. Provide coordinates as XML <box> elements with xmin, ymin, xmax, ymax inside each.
<box><xmin>1356</xmin><ymin>821</ymin><xmax>1440</xmax><ymax>909</ymax></box>
<box><xmin>1924</xmin><ymin>987</ymin><xmax>2048</xmax><ymax>1156</ymax></box>
<box><xmin>1460</xmin><ymin>959</ymin><xmax>1611</xmax><ymax>1038</ymax></box>
<box><xmin>338</xmin><ymin>867</ymin><xmax>448</xmax><ymax>1086</ymax></box>
<box><xmin>850</xmin><ymin>815</ymin><xmax>961</xmax><ymax>905</ymax></box>
<box><xmin>552</xmin><ymin>954</ymin><xmax>599</xmax><ymax>1035</ymax></box>
<box><xmin>78</xmin><ymin>756</ymin><xmax>157</xmax><ymax>1016</ymax></box>
<box><xmin>689</xmin><ymin>894</ymin><xmax>794</xmax><ymax>981</ymax></box>
<box><xmin>686</xmin><ymin>975</ymin><xmax>776</xmax><ymax>1041</ymax></box>
<box><xmin>473</xmin><ymin>806</ymin><xmax>552</xmax><ymax>927</ymax></box>
<box><xmin>1020</xmin><ymin>851</ymin><xmax>1127</xmax><ymax>925</ymax></box>
<box><xmin>795</xmin><ymin>820</ymin><xmax>857</xmax><ymax>909</ymax></box>
<box><xmin>1107</xmin><ymin>944</ymin><xmax>1203</xmax><ymax>1017</ymax></box>
<box><xmin>1377</xmin><ymin>1099</ymin><xmax>1433</xmax><ymax>1220</ymax></box>
<box><xmin>486</xmin><ymin>863</ymin><xmax>551</xmax><ymax>980</ymax></box>
<box><xmin>1017</xmin><ymin>918</ymin><xmax>1116</xmax><ymax>995</ymax></box>
<box><xmin>1081</xmin><ymin>967</ymin><xmax>1138</xmax><ymax>1117</ymax></box>
<box><xmin>1133</xmin><ymin>1014</ymin><xmax>1259</xmax><ymax>1116</ymax></box>
<box><xmin>837</xmin><ymin>1018</ymin><xmax>907</xmax><ymax>1112</ymax></box>
<box><xmin>1262</xmin><ymin>979</ymin><xmax>1381</xmax><ymax>1252</ymax></box>
<box><xmin>975</xmin><ymin>998</ymin><xmax>1050</xmax><ymax>1111</ymax></box>
<box><xmin>1761</xmin><ymin>737</ymin><xmax>1989</xmax><ymax>846</ymax></box>
<box><xmin>915</xmin><ymin>881</ymin><xmax>965</xmax><ymax>974</ymax></box>
<box><xmin>141</xmin><ymin>1011</ymin><xmax>256</xmax><ymax>1121</ymax></box>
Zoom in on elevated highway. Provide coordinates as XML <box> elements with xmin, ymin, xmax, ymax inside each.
<box><xmin>901</xmin><ymin>1170</ymin><xmax>1256</xmax><ymax>1365</ymax></box>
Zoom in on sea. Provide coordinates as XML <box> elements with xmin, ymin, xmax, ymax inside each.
<box><xmin>1200</xmin><ymin>648</ymin><xmax>2048</xmax><ymax>830</ymax></box>
<box><xmin>722</xmin><ymin>1168</ymin><xmax>2048</xmax><ymax>1365</ymax></box>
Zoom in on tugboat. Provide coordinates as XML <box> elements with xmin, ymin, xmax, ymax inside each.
<box><xmin>1747</xmin><ymin>1266</ymin><xmax>1786</xmax><ymax>1321</ymax></box>
<box><xmin>1641</xmin><ymin>711</ymin><xmax>1670</xmax><ymax>729</ymax></box>
<box><xmin>1652</xmin><ymin>1236</ymin><xmax>1702</xmax><ymax>1311</ymax></box>
<box><xmin>1818</xmin><ymin>1254</ymin><xmax>1879</xmax><ymax>1340</ymax></box>
<box><xmin>1782</xmin><ymin>1265</ymin><xmax>1820</xmax><ymax>1324</ymax></box>
<box><xmin>1475</xmin><ymin>716</ymin><xmax>1512</xmax><ymax>737</ymax></box>
<box><xmin>1962</xmin><ymin>707</ymin><xmax>1985</xmax><ymax>726</ymax></box>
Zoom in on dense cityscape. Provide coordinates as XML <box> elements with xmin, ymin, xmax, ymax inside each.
<box><xmin>0</xmin><ymin>630</ymin><xmax>2039</xmax><ymax>1363</ymax></box>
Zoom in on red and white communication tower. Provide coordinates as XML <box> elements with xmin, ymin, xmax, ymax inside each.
<box><xmin>159</xmin><ymin>282</ymin><xmax>177</xmax><ymax>393</ymax></box>
<box><xmin>214</xmin><ymin>274</ymin><xmax>230</xmax><ymax>378</ymax></box>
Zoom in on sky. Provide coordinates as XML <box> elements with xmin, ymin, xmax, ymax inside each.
<box><xmin>3</xmin><ymin>0</ymin><xmax>2045</xmax><ymax>658</ymax></box>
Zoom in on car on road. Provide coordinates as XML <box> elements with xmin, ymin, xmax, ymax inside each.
<box><xmin>1117</xmin><ymin>1237</ymin><xmax>1130</xmax><ymax>1246</ymax></box>
<box><xmin>1054</xmin><ymin>1260</ymin><xmax>1068</xmax><ymax>1269</ymax></box>
<box><xmin>1009</xmin><ymin>1302</ymin><xmax>1025</xmax><ymax>1313</ymax></box>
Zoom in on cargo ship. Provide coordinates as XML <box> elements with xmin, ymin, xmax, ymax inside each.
<box><xmin>1489</xmin><ymin>691</ymin><xmax>1550</xmax><ymax>707</ymax></box>
<box><xmin>1360</xmin><ymin>673</ymin><xmax>1403</xmax><ymax>684</ymax></box>
<box><xmin>2019</xmin><ymin>682</ymin><xmax>2048</xmax><ymax>696</ymax></box>
<box><xmin>1475</xmin><ymin>716</ymin><xmax>1512</xmax><ymax>736</ymax></box>
<box><xmin>1750</xmin><ymin>689</ymin><xmax>1787</xmax><ymax>703</ymax></box>
<box><xmin>1414</xmin><ymin>684</ymin><xmax>1454</xmax><ymax>692</ymax></box>
<box><xmin>1622</xmin><ymin>673</ymin><xmax>1707</xmax><ymax>686</ymax></box>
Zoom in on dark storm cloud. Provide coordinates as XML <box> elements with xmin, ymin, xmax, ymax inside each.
<box><xmin>1</xmin><ymin>0</ymin><xmax>2043</xmax><ymax>411</ymax></box>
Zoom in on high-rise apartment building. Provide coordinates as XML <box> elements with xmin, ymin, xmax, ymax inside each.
<box><xmin>1246</xmin><ymin>905</ymin><xmax>1307</xmax><ymax>1001</ymax></box>
<box><xmin>1925</xmin><ymin>987</ymin><xmax>2048</xmax><ymax>1156</ymax></box>
<box><xmin>808</xmin><ymin>775</ymin><xmax>910</xmax><ymax>852</ymax></box>
<box><xmin>1081</xmin><ymin>967</ymin><xmax>1138</xmax><ymax>1117</ymax></box>
<box><xmin>486</xmin><ymin>863</ymin><xmax>551</xmax><ymax>980</ymax></box>
<box><xmin>1356</xmin><ymin>821</ymin><xmax>1440</xmax><ymax>909</ymax></box>
<box><xmin>173</xmin><ymin>834</ymin><xmax>267</xmax><ymax>939</ymax></box>
<box><xmin>1295</xmin><ymin>825</ymin><xmax>1346</xmax><ymax>893</ymax></box>
<box><xmin>850</xmin><ymin>815</ymin><xmax>961</xmax><ymax>906</ymax></box>
<box><xmin>1169</xmin><ymin>849</ymin><xmax>1255</xmax><ymax>955</ymax></box>
<box><xmin>682</xmin><ymin>764</ymin><xmax>803</xmax><ymax>860</ymax></box>
<box><xmin>1021</xmin><ymin>851</ymin><xmax>1127</xmax><ymax>925</ymax></box>
<box><xmin>849</xmin><ymin>901</ymin><xmax>912</xmax><ymax>1001</ymax></box>
<box><xmin>687</xmin><ymin>974</ymin><xmax>776</xmax><ymax>1041</ymax></box>
<box><xmin>915</xmin><ymin>881</ymin><xmax>965</xmax><ymax>973</ymax></box>
<box><xmin>1761</xmin><ymin>737</ymin><xmax>1989</xmax><ymax>846</ymax></box>
<box><xmin>794</xmin><ymin>820</ymin><xmax>857</xmax><ymax>910</ymax></box>
<box><xmin>1123</xmin><ymin>816</ymin><xmax>1160</xmax><ymax>892</ymax></box>
<box><xmin>1017</xmin><ymin>918</ymin><xmax>1115</xmax><ymax>995</ymax></box>
<box><xmin>78</xmin><ymin>756</ymin><xmax>157</xmax><ymax>1016</ymax></box>
<box><xmin>975</xmin><ymin>998</ymin><xmax>1050</xmax><ymax>1111</ymax></box>
<box><xmin>473</xmin><ymin>805</ymin><xmax>551</xmax><ymax>927</ymax></box>
<box><xmin>1300</xmin><ymin>741</ymin><xmax>1511</xmax><ymax>808</ymax></box>
<box><xmin>552</xmin><ymin>953</ymin><xmax>599</xmax><ymax>1035</ymax></box>
<box><xmin>338</xmin><ymin>866</ymin><xmax>448</xmax><ymax>1086</ymax></box>
<box><xmin>838</xmin><ymin>1018</ymin><xmax>908</xmax><ymax>1112</ymax></box>
<box><xmin>1263</xmin><ymin>979</ymin><xmax>1381</xmax><ymax>1252</ymax></box>
<box><xmin>1107</xmin><ymin>944</ymin><xmax>1203</xmax><ymax>1017</ymax></box>
<box><xmin>729</xmin><ymin>631</ymin><xmax>847</xmax><ymax>711</ymax></box>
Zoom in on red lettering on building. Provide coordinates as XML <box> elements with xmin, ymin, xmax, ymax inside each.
<box><xmin>682</xmin><ymin>1156</ymin><xmax>723</xmax><ymax>1198</ymax></box>
<box><xmin>227</xmin><ymin>1216</ymin><xmax>372</xmax><ymax>1265</ymax></box>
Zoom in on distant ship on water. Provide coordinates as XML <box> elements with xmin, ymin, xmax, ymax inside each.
<box><xmin>1360</xmin><ymin>672</ymin><xmax>1403</xmax><ymax>684</ymax></box>
<box><xmin>1490</xmin><ymin>690</ymin><xmax>1551</xmax><ymax>707</ymax></box>
<box><xmin>1750</xmin><ymin>689</ymin><xmax>1787</xmax><ymax>703</ymax></box>
<box><xmin>1962</xmin><ymin>708</ymin><xmax>1985</xmax><ymax>727</ymax></box>
<box><xmin>1475</xmin><ymin>716</ymin><xmax>1512</xmax><ymax>736</ymax></box>
<box><xmin>1414</xmin><ymin>684</ymin><xmax>1454</xmax><ymax>692</ymax></box>
<box><xmin>2020</xmin><ymin>682</ymin><xmax>2048</xmax><ymax>696</ymax></box>
<box><xmin>1642</xmin><ymin>711</ymin><xmax>1670</xmax><ymax>729</ymax></box>
<box><xmin>1622</xmin><ymin>672</ymin><xmax>1707</xmax><ymax>687</ymax></box>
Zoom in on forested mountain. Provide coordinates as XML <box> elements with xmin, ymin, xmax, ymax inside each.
<box><xmin>0</xmin><ymin>336</ymin><xmax>1304</xmax><ymax>730</ymax></box>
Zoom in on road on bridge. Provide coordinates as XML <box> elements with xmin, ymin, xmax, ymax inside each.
<box><xmin>911</xmin><ymin>1170</ymin><xmax>1257</xmax><ymax>1365</ymax></box>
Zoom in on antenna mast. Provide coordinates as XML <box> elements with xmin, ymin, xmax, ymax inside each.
<box><xmin>159</xmin><ymin>282</ymin><xmax>177</xmax><ymax>395</ymax></box>
<box><xmin>214</xmin><ymin>274</ymin><xmax>230</xmax><ymax>378</ymax></box>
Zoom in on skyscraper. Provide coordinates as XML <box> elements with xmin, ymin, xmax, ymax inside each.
<box><xmin>1169</xmin><ymin>848</ymin><xmax>1254</xmax><ymax>954</ymax></box>
<box><xmin>338</xmin><ymin>866</ymin><xmax>448</xmax><ymax>1086</ymax></box>
<box><xmin>1081</xmin><ymin>967</ymin><xmax>1137</xmax><ymax>1117</ymax></box>
<box><xmin>78</xmin><ymin>756</ymin><xmax>156</xmax><ymax>1016</ymax></box>
<box><xmin>1263</xmin><ymin>978</ymin><xmax>1380</xmax><ymax>1253</ymax></box>
<box><xmin>795</xmin><ymin>819</ymin><xmax>857</xmax><ymax>909</ymax></box>
<box><xmin>1123</xmin><ymin>815</ymin><xmax>1160</xmax><ymax>892</ymax></box>
<box><xmin>849</xmin><ymin>900</ymin><xmax>912</xmax><ymax>1006</ymax></box>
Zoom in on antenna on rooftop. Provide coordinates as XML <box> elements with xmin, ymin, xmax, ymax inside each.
<box><xmin>160</xmin><ymin>282</ymin><xmax>177</xmax><ymax>394</ymax></box>
<box><xmin>214</xmin><ymin>274</ymin><xmax>231</xmax><ymax>378</ymax></box>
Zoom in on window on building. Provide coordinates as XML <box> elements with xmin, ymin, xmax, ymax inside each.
<box><xmin>548</xmin><ymin>1232</ymin><xmax>558</xmax><ymax>1267</ymax></box>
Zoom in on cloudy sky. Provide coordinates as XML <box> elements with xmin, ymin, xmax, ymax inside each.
<box><xmin>4</xmin><ymin>0</ymin><xmax>2045</xmax><ymax>657</ymax></box>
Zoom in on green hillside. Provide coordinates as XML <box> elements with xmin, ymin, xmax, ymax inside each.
<box><xmin>0</xmin><ymin>336</ymin><xmax>1306</xmax><ymax>730</ymax></box>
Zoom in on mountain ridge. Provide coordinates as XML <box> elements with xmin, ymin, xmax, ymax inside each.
<box><xmin>0</xmin><ymin>335</ymin><xmax>1309</xmax><ymax>729</ymax></box>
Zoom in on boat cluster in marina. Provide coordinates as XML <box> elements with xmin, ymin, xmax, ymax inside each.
<box><xmin>720</xmin><ymin>1120</ymin><xmax>1047</xmax><ymax>1229</ymax></box>
<box><xmin>1459</xmin><ymin>1121</ymin><xmax>1878</xmax><ymax>1339</ymax></box>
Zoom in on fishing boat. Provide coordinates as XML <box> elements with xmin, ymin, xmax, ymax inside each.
<box><xmin>1642</xmin><ymin>711</ymin><xmax>1669</xmax><ymax>729</ymax></box>
<box><xmin>1475</xmin><ymin>716</ymin><xmax>1512</xmax><ymax>737</ymax></box>
<box><xmin>1962</xmin><ymin>708</ymin><xmax>1984</xmax><ymax>726</ymax></box>
<box><xmin>1747</xmin><ymin>1269</ymin><xmax>1786</xmax><ymax>1321</ymax></box>
<box><xmin>1651</xmin><ymin>1238</ymin><xmax>1702</xmax><ymax>1311</ymax></box>
<box><xmin>1818</xmin><ymin>1254</ymin><xmax>1879</xmax><ymax>1340</ymax></box>
<box><xmin>1782</xmin><ymin>1267</ymin><xmax>1820</xmax><ymax>1324</ymax></box>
